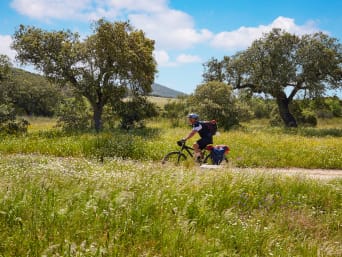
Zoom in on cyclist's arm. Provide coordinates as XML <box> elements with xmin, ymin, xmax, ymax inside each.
<box><xmin>183</xmin><ymin>124</ymin><xmax>202</xmax><ymax>140</ymax></box>
<box><xmin>183</xmin><ymin>130</ymin><xmax>197</xmax><ymax>141</ymax></box>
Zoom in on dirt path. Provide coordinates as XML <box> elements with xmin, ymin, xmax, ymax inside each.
<box><xmin>2</xmin><ymin>153</ymin><xmax>342</xmax><ymax>180</ymax></box>
<box><xmin>201</xmin><ymin>165</ymin><xmax>342</xmax><ymax>180</ymax></box>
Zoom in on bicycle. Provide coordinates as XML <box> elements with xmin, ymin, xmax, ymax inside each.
<box><xmin>162</xmin><ymin>140</ymin><xmax>228</xmax><ymax>165</ymax></box>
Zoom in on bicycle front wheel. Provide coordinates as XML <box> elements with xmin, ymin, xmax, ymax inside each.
<box><xmin>162</xmin><ymin>151</ymin><xmax>187</xmax><ymax>165</ymax></box>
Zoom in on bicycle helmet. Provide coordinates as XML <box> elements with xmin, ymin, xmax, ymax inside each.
<box><xmin>187</xmin><ymin>113</ymin><xmax>199</xmax><ymax>120</ymax></box>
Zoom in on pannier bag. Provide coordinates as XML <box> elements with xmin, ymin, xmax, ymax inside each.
<box><xmin>210</xmin><ymin>145</ymin><xmax>229</xmax><ymax>165</ymax></box>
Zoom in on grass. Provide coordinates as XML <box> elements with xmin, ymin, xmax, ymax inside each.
<box><xmin>147</xmin><ymin>96</ymin><xmax>178</xmax><ymax>108</ymax></box>
<box><xmin>25</xmin><ymin>116</ymin><xmax>58</xmax><ymax>132</ymax></box>
<box><xmin>0</xmin><ymin>118</ymin><xmax>341</xmax><ymax>256</ymax></box>
<box><xmin>0</xmin><ymin>154</ymin><xmax>341</xmax><ymax>256</ymax></box>
<box><xmin>1</xmin><ymin>118</ymin><xmax>341</xmax><ymax>169</ymax></box>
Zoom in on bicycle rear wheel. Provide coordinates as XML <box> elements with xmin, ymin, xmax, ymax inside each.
<box><xmin>162</xmin><ymin>151</ymin><xmax>187</xmax><ymax>165</ymax></box>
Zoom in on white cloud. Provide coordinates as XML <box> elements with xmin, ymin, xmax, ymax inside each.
<box><xmin>0</xmin><ymin>35</ymin><xmax>16</xmax><ymax>61</ymax></box>
<box><xmin>10</xmin><ymin>0</ymin><xmax>213</xmax><ymax>51</ymax></box>
<box><xmin>176</xmin><ymin>54</ymin><xmax>201</xmax><ymax>63</ymax></box>
<box><xmin>154</xmin><ymin>50</ymin><xmax>201</xmax><ymax>67</ymax></box>
<box><xmin>10</xmin><ymin>0</ymin><xmax>167</xmax><ymax>21</ymax></box>
<box><xmin>211</xmin><ymin>16</ymin><xmax>321</xmax><ymax>51</ymax></box>
<box><xmin>107</xmin><ymin>0</ymin><xmax>167</xmax><ymax>13</ymax></box>
<box><xmin>9</xmin><ymin>2</ymin><xmax>324</xmax><ymax>64</ymax></box>
<box><xmin>154</xmin><ymin>50</ymin><xmax>170</xmax><ymax>66</ymax></box>
<box><xmin>11</xmin><ymin>0</ymin><xmax>96</xmax><ymax>21</ymax></box>
<box><xmin>129</xmin><ymin>10</ymin><xmax>213</xmax><ymax>50</ymax></box>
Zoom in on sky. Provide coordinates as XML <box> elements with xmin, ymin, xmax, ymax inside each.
<box><xmin>0</xmin><ymin>0</ymin><xmax>341</xmax><ymax>94</ymax></box>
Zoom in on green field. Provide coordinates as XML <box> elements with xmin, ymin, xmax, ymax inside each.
<box><xmin>1</xmin><ymin>118</ymin><xmax>342</xmax><ymax>169</ymax></box>
<box><xmin>0</xmin><ymin>118</ymin><xmax>341</xmax><ymax>256</ymax></box>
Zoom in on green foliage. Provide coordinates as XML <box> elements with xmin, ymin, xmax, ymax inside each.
<box><xmin>117</xmin><ymin>97</ymin><xmax>159</xmax><ymax>130</ymax></box>
<box><xmin>269</xmin><ymin>106</ymin><xmax>282</xmax><ymax>127</ymax></box>
<box><xmin>251</xmin><ymin>98</ymin><xmax>275</xmax><ymax>119</ymax></box>
<box><xmin>0</xmin><ymin>54</ymin><xmax>11</xmax><ymax>82</ymax></box>
<box><xmin>1</xmin><ymin>55</ymin><xmax>62</xmax><ymax>117</ymax></box>
<box><xmin>326</xmin><ymin>97</ymin><xmax>342</xmax><ymax>117</ymax></box>
<box><xmin>0</xmin><ymin>104</ymin><xmax>15</xmax><ymax>123</ymax></box>
<box><xmin>9</xmin><ymin>69</ymin><xmax>62</xmax><ymax>116</ymax></box>
<box><xmin>311</xmin><ymin>96</ymin><xmax>342</xmax><ymax>118</ymax></box>
<box><xmin>0</xmin><ymin>104</ymin><xmax>29</xmax><ymax>134</ymax></box>
<box><xmin>270</xmin><ymin>102</ymin><xmax>318</xmax><ymax>127</ymax></box>
<box><xmin>189</xmin><ymin>81</ymin><xmax>240</xmax><ymax>130</ymax></box>
<box><xmin>290</xmin><ymin>101</ymin><xmax>318</xmax><ymax>127</ymax></box>
<box><xmin>298</xmin><ymin>109</ymin><xmax>318</xmax><ymax>127</ymax></box>
<box><xmin>0</xmin><ymin>56</ymin><xmax>30</xmax><ymax>134</ymax></box>
<box><xmin>203</xmin><ymin>29</ymin><xmax>342</xmax><ymax>127</ymax></box>
<box><xmin>163</xmin><ymin>98</ymin><xmax>188</xmax><ymax>127</ymax></box>
<box><xmin>12</xmin><ymin>19</ymin><xmax>157</xmax><ymax>131</ymax></box>
<box><xmin>55</xmin><ymin>97</ymin><xmax>92</xmax><ymax>131</ymax></box>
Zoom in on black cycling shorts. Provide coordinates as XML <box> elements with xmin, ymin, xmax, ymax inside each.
<box><xmin>197</xmin><ymin>137</ymin><xmax>213</xmax><ymax>150</ymax></box>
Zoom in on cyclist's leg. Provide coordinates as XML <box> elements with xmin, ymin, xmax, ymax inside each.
<box><xmin>193</xmin><ymin>142</ymin><xmax>201</xmax><ymax>160</ymax></box>
<box><xmin>196</xmin><ymin>137</ymin><xmax>212</xmax><ymax>160</ymax></box>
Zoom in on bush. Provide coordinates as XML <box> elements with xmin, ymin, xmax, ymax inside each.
<box><xmin>252</xmin><ymin>98</ymin><xmax>275</xmax><ymax>119</ymax></box>
<box><xmin>269</xmin><ymin>107</ymin><xmax>282</xmax><ymax>126</ymax></box>
<box><xmin>117</xmin><ymin>97</ymin><xmax>159</xmax><ymax>130</ymax></box>
<box><xmin>0</xmin><ymin>104</ymin><xmax>29</xmax><ymax>134</ymax></box>
<box><xmin>55</xmin><ymin>97</ymin><xmax>92</xmax><ymax>131</ymax></box>
<box><xmin>163</xmin><ymin>99</ymin><xmax>188</xmax><ymax>127</ymax></box>
<box><xmin>298</xmin><ymin>109</ymin><xmax>317</xmax><ymax>127</ymax></box>
<box><xmin>290</xmin><ymin>102</ymin><xmax>317</xmax><ymax>127</ymax></box>
<box><xmin>189</xmin><ymin>81</ymin><xmax>240</xmax><ymax>130</ymax></box>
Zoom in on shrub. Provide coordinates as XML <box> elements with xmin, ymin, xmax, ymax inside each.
<box><xmin>55</xmin><ymin>97</ymin><xmax>92</xmax><ymax>131</ymax></box>
<box><xmin>117</xmin><ymin>97</ymin><xmax>159</xmax><ymax>130</ymax></box>
<box><xmin>269</xmin><ymin>107</ymin><xmax>282</xmax><ymax>126</ymax></box>
<box><xmin>0</xmin><ymin>104</ymin><xmax>29</xmax><ymax>134</ymax></box>
<box><xmin>189</xmin><ymin>81</ymin><xmax>240</xmax><ymax>130</ymax></box>
<box><xmin>298</xmin><ymin>109</ymin><xmax>317</xmax><ymax>127</ymax></box>
<box><xmin>163</xmin><ymin>99</ymin><xmax>188</xmax><ymax>127</ymax></box>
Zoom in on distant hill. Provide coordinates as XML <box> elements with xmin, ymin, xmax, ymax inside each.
<box><xmin>151</xmin><ymin>83</ymin><xmax>186</xmax><ymax>98</ymax></box>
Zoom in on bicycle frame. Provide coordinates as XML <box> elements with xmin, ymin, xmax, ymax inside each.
<box><xmin>162</xmin><ymin>141</ymin><xmax>228</xmax><ymax>165</ymax></box>
<box><xmin>162</xmin><ymin>141</ymin><xmax>210</xmax><ymax>165</ymax></box>
<box><xmin>178</xmin><ymin>142</ymin><xmax>194</xmax><ymax>158</ymax></box>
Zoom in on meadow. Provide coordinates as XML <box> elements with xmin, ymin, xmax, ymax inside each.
<box><xmin>0</xmin><ymin>117</ymin><xmax>341</xmax><ymax>256</ymax></box>
<box><xmin>1</xmin><ymin>117</ymin><xmax>342</xmax><ymax>169</ymax></box>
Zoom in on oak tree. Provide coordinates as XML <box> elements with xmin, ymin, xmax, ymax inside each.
<box><xmin>203</xmin><ymin>29</ymin><xmax>342</xmax><ymax>127</ymax></box>
<box><xmin>189</xmin><ymin>81</ymin><xmax>239</xmax><ymax>130</ymax></box>
<box><xmin>12</xmin><ymin>19</ymin><xmax>157</xmax><ymax>131</ymax></box>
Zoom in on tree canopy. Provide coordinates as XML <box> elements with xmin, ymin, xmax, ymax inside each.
<box><xmin>189</xmin><ymin>81</ymin><xmax>239</xmax><ymax>130</ymax></box>
<box><xmin>203</xmin><ymin>29</ymin><xmax>342</xmax><ymax>127</ymax></box>
<box><xmin>12</xmin><ymin>19</ymin><xmax>157</xmax><ymax>131</ymax></box>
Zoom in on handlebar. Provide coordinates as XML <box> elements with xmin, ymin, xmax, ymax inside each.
<box><xmin>177</xmin><ymin>139</ymin><xmax>186</xmax><ymax>146</ymax></box>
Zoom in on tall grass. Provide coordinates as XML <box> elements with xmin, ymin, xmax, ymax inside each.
<box><xmin>224</xmin><ymin>129</ymin><xmax>342</xmax><ymax>168</ymax></box>
<box><xmin>1</xmin><ymin>118</ymin><xmax>342</xmax><ymax>168</ymax></box>
<box><xmin>0</xmin><ymin>154</ymin><xmax>341</xmax><ymax>256</ymax></box>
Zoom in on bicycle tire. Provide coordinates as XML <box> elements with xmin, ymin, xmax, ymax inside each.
<box><xmin>162</xmin><ymin>151</ymin><xmax>187</xmax><ymax>165</ymax></box>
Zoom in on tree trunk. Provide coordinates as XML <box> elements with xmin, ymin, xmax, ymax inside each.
<box><xmin>276</xmin><ymin>93</ymin><xmax>297</xmax><ymax>127</ymax></box>
<box><xmin>93</xmin><ymin>103</ymin><xmax>103</xmax><ymax>133</ymax></box>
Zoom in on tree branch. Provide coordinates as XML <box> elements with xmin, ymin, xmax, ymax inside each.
<box><xmin>288</xmin><ymin>82</ymin><xmax>303</xmax><ymax>101</ymax></box>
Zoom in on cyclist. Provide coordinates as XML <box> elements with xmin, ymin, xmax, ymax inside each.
<box><xmin>181</xmin><ymin>113</ymin><xmax>213</xmax><ymax>161</ymax></box>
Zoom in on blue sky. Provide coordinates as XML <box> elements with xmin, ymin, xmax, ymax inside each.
<box><xmin>1</xmin><ymin>0</ymin><xmax>341</xmax><ymax>94</ymax></box>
